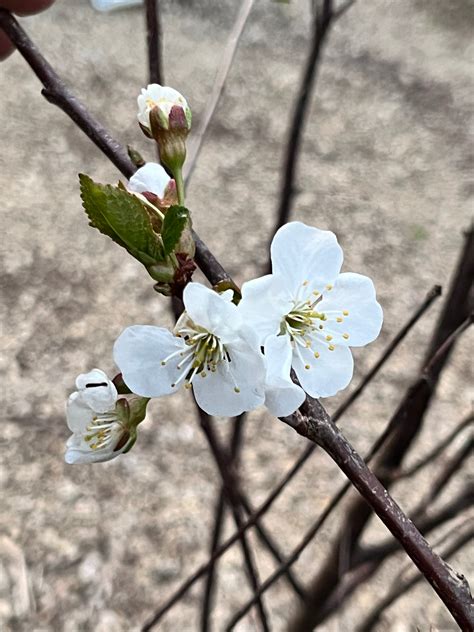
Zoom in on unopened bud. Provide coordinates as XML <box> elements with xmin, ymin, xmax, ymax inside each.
<box><xmin>137</xmin><ymin>84</ymin><xmax>191</xmax><ymax>173</ymax></box>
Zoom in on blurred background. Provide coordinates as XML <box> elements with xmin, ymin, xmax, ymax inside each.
<box><xmin>0</xmin><ymin>0</ymin><xmax>472</xmax><ymax>630</ymax></box>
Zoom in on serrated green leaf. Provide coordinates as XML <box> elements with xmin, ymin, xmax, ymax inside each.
<box><xmin>79</xmin><ymin>174</ymin><xmax>165</xmax><ymax>265</ymax></box>
<box><xmin>161</xmin><ymin>205</ymin><xmax>190</xmax><ymax>256</ymax></box>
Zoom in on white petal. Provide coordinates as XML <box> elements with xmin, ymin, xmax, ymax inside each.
<box><xmin>293</xmin><ymin>340</ymin><xmax>354</xmax><ymax>399</ymax></box>
<box><xmin>183</xmin><ymin>283</ymin><xmax>242</xmax><ymax>343</ymax></box>
<box><xmin>66</xmin><ymin>392</ymin><xmax>94</xmax><ymax>432</ymax></box>
<box><xmin>128</xmin><ymin>162</ymin><xmax>171</xmax><ymax>198</ymax></box>
<box><xmin>238</xmin><ymin>275</ymin><xmax>293</xmax><ymax>344</ymax></box>
<box><xmin>192</xmin><ymin>340</ymin><xmax>265</xmax><ymax>416</ymax></box>
<box><xmin>318</xmin><ymin>272</ymin><xmax>383</xmax><ymax>347</ymax></box>
<box><xmin>271</xmin><ymin>222</ymin><xmax>343</xmax><ymax>293</ymax></box>
<box><xmin>263</xmin><ymin>334</ymin><xmax>305</xmax><ymax>417</ymax></box>
<box><xmin>75</xmin><ymin>369</ymin><xmax>117</xmax><ymax>413</ymax></box>
<box><xmin>113</xmin><ymin>325</ymin><xmax>186</xmax><ymax>397</ymax></box>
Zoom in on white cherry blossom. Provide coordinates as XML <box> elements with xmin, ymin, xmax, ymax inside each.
<box><xmin>114</xmin><ymin>283</ymin><xmax>266</xmax><ymax>417</ymax></box>
<box><xmin>65</xmin><ymin>369</ymin><xmax>133</xmax><ymax>464</ymax></box>
<box><xmin>238</xmin><ymin>222</ymin><xmax>383</xmax><ymax>416</ymax></box>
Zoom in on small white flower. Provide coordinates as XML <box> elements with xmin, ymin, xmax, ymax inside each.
<box><xmin>114</xmin><ymin>283</ymin><xmax>266</xmax><ymax>417</ymax></box>
<box><xmin>137</xmin><ymin>83</ymin><xmax>191</xmax><ymax>133</ymax></box>
<box><xmin>238</xmin><ymin>222</ymin><xmax>383</xmax><ymax>416</ymax></box>
<box><xmin>65</xmin><ymin>369</ymin><xmax>133</xmax><ymax>464</ymax></box>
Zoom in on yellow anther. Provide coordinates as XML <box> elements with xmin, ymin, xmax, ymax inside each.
<box><xmin>343</xmin><ymin>333</ymin><xmax>350</xmax><ymax>340</ymax></box>
<box><xmin>201</xmin><ymin>371</ymin><xmax>207</xmax><ymax>377</ymax></box>
<box><xmin>312</xmin><ymin>290</ymin><xmax>320</xmax><ymax>296</ymax></box>
<box><xmin>326</xmin><ymin>284</ymin><xmax>333</xmax><ymax>291</ymax></box>
<box><xmin>328</xmin><ymin>344</ymin><xmax>335</xmax><ymax>351</ymax></box>
<box><xmin>234</xmin><ymin>387</ymin><xmax>241</xmax><ymax>393</ymax></box>
<box><xmin>343</xmin><ymin>310</ymin><xmax>349</xmax><ymax>316</ymax></box>
<box><xmin>305</xmin><ymin>340</ymin><xmax>312</xmax><ymax>348</ymax></box>
<box><xmin>336</xmin><ymin>317</ymin><xmax>343</xmax><ymax>323</ymax></box>
<box><xmin>184</xmin><ymin>383</ymin><xmax>192</xmax><ymax>390</ymax></box>
<box><xmin>326</xmin><ymin>335</ymin><xmax>333</xmax><ymax>341</ymax></box>
<box><xmin>302</xmin><ymin>280</ymin><xmax>309</xmax><ymax>286</ymax></box>
<box><xmin>305</xmin><ymin>364</ymin><xmax>311</xmax><ymax>370</ymax></box>
<box><xmin>314</xmin><ymin>351</ymin><xmax>320</xmax><ymax>359</ymax></box>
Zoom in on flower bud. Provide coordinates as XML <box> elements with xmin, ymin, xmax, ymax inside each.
<box><xmin>137</xmin><ymin>84</ymin><xmax>192</xmax><ymax>173</ymax></box>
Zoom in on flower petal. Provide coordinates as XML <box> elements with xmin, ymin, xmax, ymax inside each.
<box><xmin>65</xmin><ymin>430</ymin><xmax>122</xmax><ymax>465</ymax></box>
<box><xmin>263</xmin><ymin>334</ymin><xmax>306</xmax><ymax>417</ymax></box>
<box><xmin>318</xmin><ymin>272</ymin><xmax>383</xmax><ymax>347</ymax></box>
<box><xmin>271</xmin><ymin>222</ymin><xmax>343</xmax><ymax>293</ymax></box>
<box><xmin>66</xmin><ymin>392</ymin><xmax>94</xmax><ymax>432</ymax></box>
<box><xmin>192</xmin><ymin>340</ymin><xmax>265</xmax><ymax>416</ymax></box>
<box><xmin>183</xmin><ymin>283</ymin><xmax>242</xmax><ymax>343</ymax></box>
<box><xmin>128</xmin><ymin>162</ymin><xmax>171</xmax><ymax>198</ymax></box>
<box><xmin>75</xmin><ymin>368</ymin><xmax>117</xmax><ymax>413</ymax></box>
<box><xmin>238</xmin><ymin>275</ymin><xmax>293</xmax><ymax>344</ymax></box>
<box><xmin>292</xmin><ymin>339</ymin><xmax>354</xmax><ymax>399</ymax></box>
<box><xmin>113</xmin><ymin>325</ymin><xmax>186</xmax><ymax>397</ymax></box>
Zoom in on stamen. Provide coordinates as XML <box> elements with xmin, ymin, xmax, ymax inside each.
<box><xmin>343</xmin><ymin>310</ymin><xmax>349</xmax><ymax>316</ymax></box>
<box><xmin>343</xmin><ymin>333</ymin><xmax>349</xmax><ymax>340</ymax></box>
<box><xmin>328</xmin><ymin>344</ymin><xmax>335</xmax><ymax>351</ymax></box>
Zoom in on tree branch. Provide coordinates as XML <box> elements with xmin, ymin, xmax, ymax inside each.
<box><xmin>2</xmin><ymin>12</ymin><xmax>471</xmax><ymax>629</ymax></box>
<box><xmin>145</xmin><ymin>0</ymin><xmax>164</xmax><ymax>86</ymax></box>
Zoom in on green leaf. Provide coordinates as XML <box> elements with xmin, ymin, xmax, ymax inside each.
<box><xmin>161</xmin><ymin>205</ymin><xmax>190</xmax><ymax>256</ymax></box>
<box><xmin>79</xmin><ymin>174</ymin><xmax>165</xmax><ymax>265</ymax></box>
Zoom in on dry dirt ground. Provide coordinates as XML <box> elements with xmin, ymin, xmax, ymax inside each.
<box><xmin>0</xmin><ymin>0</ymin><xmax>473</xmax><ymax>630</ymax></box>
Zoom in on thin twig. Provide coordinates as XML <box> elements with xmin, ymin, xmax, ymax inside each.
<box><xmin>183</xmin><ymin>0</ymin><xmax>255</xmax><ymax>183</ymax></box>
<box><xmin>393</xmin><ymin>414</ymin><xmax>473</xmax><ymax>480</ymax></box>
<box><xmin>145</xmin><ymin>0</ymin><xmax>164</xmax><ymax>85</ymax></box>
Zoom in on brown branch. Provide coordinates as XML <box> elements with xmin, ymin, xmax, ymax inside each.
<box><xmin>312</xmin><ymin>487</ymin><xmax>473</xmax><ymax>624</ymax></box>
<box><xmin>145</xmin><ymin>0</ymin><xmax>164</xmax><ymax>85</ymax></box>
<box><xmin>267</xmin><ymin>0</ymin><xmax>355</xmax><ymax>270</ymax></box>
<box><xmin>2</xmin><ymin>12</ymin><xmax>471</xmax><ymax>629</ymax></box>
<box><xmin>226</xmin><ymin>400</ymin><xmax>473</xmax><ymax>630</ymax></box>
<box><xmin>357</xmin><ymin>528</ymin><xmax>474</xmax><ymax>632</ymax></box>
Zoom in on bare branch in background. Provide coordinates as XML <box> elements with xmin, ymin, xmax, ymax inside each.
<box><xmin>357</xmin><ymin>527</ymin><xmax>474</xmax><ymax>632</ymax></box>
<box><xmin>145</xmin><ymin>0</ymin><xmax>164</xmax><ymax>85</ymax></box>
<box><xmin>393</xmin><ymin>414</ymin><xmax>473</xmax><ymax>481</ymax></box>
<box><xmin>267</xmin><ymin>0</ymin><xmax>356</xmax><ymax>270</ymax></box>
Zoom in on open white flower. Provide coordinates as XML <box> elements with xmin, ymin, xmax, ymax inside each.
<box><xmin>238</xmin><ymin>222</ymin><xmax>383</xmax><ymax>416</ymax></box>
<box><xmin>65</xmin><ymin>369</ymin><xmax>134</xmax><ymax>464</ymax></box>
<box><xmin>114</xmin><ymin>283</ymin><xmax>266</xmax><ymax>417</ymax></box>
<box><xmin>137</xmin><ymin>83</ymin><xmax>191</xmax><ymax>133</ymax></box>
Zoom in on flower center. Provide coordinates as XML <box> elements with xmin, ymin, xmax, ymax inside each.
<box><xmin>84</xmin><ymin>413</ymin><xmax>126</xmax><ymax>452</ymax></box>
<box><xmin>283</xmin><ymin>292</ymin><xmax>326</xmax><ymax>341</ymax></box>
<box><xmin>161</xmin><ymin>324</ymin><xmax>239</xmax><ymax>392</ymax></box>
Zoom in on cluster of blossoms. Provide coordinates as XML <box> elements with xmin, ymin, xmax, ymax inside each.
<box><xmin>65</xmin><ymin>85</ymin><xmax>383</xmax><ymax>464</ymax></box>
